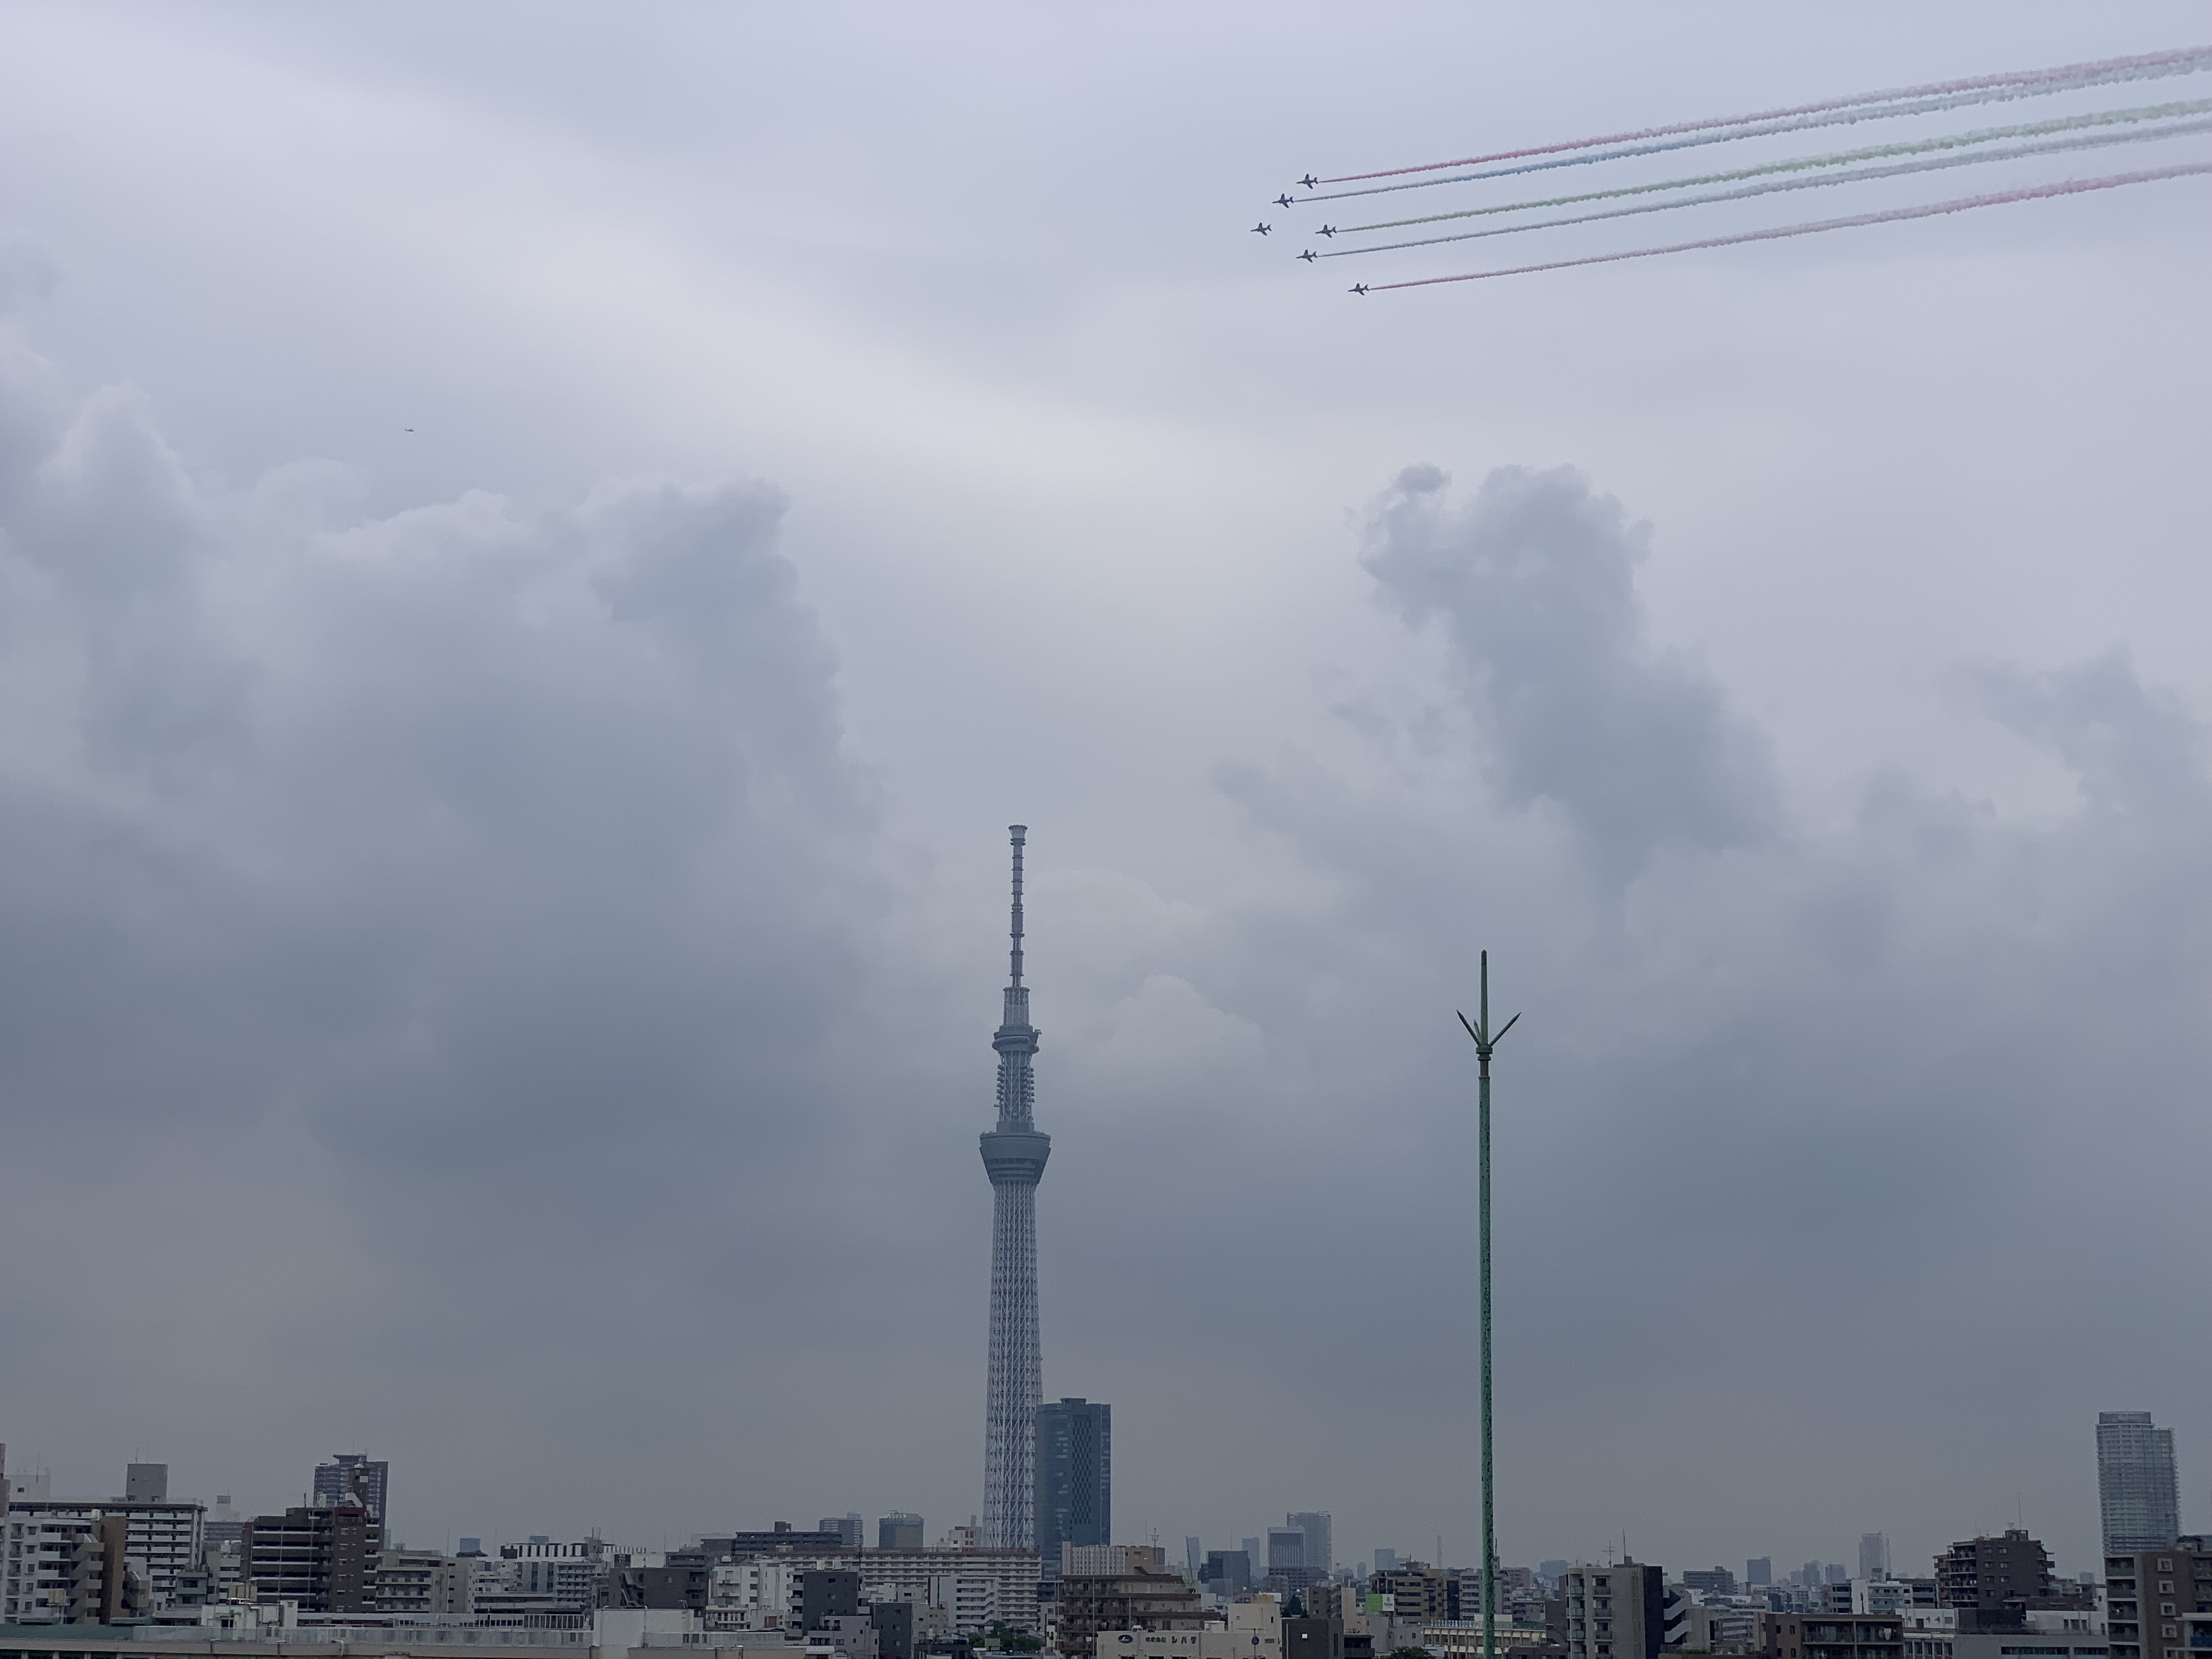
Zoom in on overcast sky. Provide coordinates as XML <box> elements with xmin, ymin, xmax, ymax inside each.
<box><xmin>1</xmin><ymin>2</ymin><xmax>2207</xmax><ymax>1585</ymax></box>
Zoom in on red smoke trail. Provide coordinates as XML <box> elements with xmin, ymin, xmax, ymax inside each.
<box><xmin>1359</xmin><ymin>161</ymin><xmax>2212</xmax><ymax>290</ymax></box>
<box><xmin>1319</xmin><ymin>43</ymin><xmax>2212</xmax><ymax>184</ymax></box>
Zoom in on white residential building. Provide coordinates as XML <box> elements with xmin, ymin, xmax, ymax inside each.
<box><xmin>1856</xmin><ymin>1582</ymin><xmax>1921</xmax><ymax>1615</ymax></box>
<box><xmin>3</xmin><ymin>1498</ymin><xmax>205</xmax><ymax>1616</ymax></box>
<box><xmin>711</xmin><ymin>1559</ymin><xmax>801</xmax><ymax>1622</ymax></box>
<box><xmin>699</xmin><ymin>1548</ymin><xmax>1039</xmax><ymax>1637</ymax></box>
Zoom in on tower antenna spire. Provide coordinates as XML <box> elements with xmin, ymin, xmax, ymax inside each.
<box><xmin>1008</xmin><ymin>825</ymin><xmax>1025</xmax><ymax>988</ymax></box>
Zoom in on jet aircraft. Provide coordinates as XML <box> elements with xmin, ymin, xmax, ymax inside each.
<box><xmin>1299</xmin><ymin>174</ymin><xmax>1319</xmax><ymax>188</ymax></box>
<box><xmin>1251</xmin><ymin>222</ymin><xmax>1271</xmax><ymax>235</ymax></box>
<box><xmin>1297</xmin><ymin>249</ymin><xmax>1317</xmax><ymax>262</ymax></box>
<box><xmin>1274</xmin><ymin>194</ymin><xmax>1294</xmax><ymax>208</ymax></box>
<box><xmin>1348</xmin><ymin>283</ymin><xmax>1369</xmax><ymax>295</ymax></box>
<box><xmin>1318</xmin><ymin>225</ymin><xmax>1338</xmax><ymax>238</ymax></box>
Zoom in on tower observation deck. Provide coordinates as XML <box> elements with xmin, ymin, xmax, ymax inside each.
<box><xmin>980</xmin><ymin>825</ymin><xmax>1048</xmax><ymax>1551</ymax></box>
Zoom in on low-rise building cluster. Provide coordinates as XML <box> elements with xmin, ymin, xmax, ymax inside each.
<box><xmin>1</xmin><ymin>1408</ymin><xmax>2200</xmax><ymax>1659</ymax></box>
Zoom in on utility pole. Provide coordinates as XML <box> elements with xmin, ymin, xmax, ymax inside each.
<box><xmin>1458</xmin><ymin>953</ymin><xmax>1519</xmax><ymax>1659</ymax></box>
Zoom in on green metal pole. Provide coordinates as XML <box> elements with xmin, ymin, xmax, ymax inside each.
<box><xmin>1457</xmin><ymin>956</ymin><xmax>1517</xmax><ymax>1659</ymax></box>
<box><xmin>1479</xmin><ymin>951</ymin><xmax>1495</xmax><ymax>1659</ymax></box>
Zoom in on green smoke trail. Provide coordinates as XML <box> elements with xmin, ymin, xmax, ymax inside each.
<box><xmin>1335</xmin><ymin>97</ymin><xmax>2212</xmax><ymax>237</ymax></box>
<box><xmin>1322</xmin><ymin>113</ymin><xmax>2212</xmax><ymax>257</ymax></box>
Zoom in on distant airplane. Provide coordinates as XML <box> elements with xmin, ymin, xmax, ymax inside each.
<box><xmin>1297</xmin><ymin>250</ymin><xmax>1317</xmax><ymax>262</ymax></box>
<box><xmin>1299</xmin><ymin>174</ymin><xmax>1319</xmax><ymax>188</ymax></box>
<box><xmin>1274</xmin><ymin>194</ymin><xmax>1294</xmax><ymax>208</ymax></box>
<box><xmin>1318</xmin><ymin>225</ymin><xmax>1338</xmax><ymax>238</ymax></box>
<box><xmin>404</xmin><ymin>427</ymin><xmax>414</xmax><ymax>432</ymax></box>
<box><xmin>1251</xmin><ymin>222</ymin><xmax>1271</xmax><ymax>235</ymax></box>
<box><xmin>1348</xmin><ymin>283</ymin><xmax>1369</xmax><ymax>295</ymax></box>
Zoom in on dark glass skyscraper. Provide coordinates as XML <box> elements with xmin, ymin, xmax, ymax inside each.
<box><xmin>311</xmin><ymin>1454</ymin><xmax>389</xmax><ymax>1548</ymax></box>
<box><xmin>1035</xmin><ymin>1397</ymin><xmax>1110</xmax><ymax>1575</ymax></box>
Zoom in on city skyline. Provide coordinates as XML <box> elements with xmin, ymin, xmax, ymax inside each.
<box><xmin>0</xmin><ymin>2</ymin><xmax>2203</xmax><ymax>1590</ymax></box>
<box><xmin>1</xmin><ymin>1440</ymin><xmax>2160</xmax><ymax>1590</ymax></box>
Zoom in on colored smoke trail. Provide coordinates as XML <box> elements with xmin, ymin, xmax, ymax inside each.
<box><xmin>1358</xmin><ymin>161</ymin><xmax>2212</xmax><ymax>291</ymax></box>
<box><xmin>1299</xmin><ymin>51</ymin><xmax>2212</xmax><ymax>205</ymax></box>
<box><xmin>1323</xmin><ymin>115</ymin><xmax>2212</xmax><ymax>256</ymax></box>
<box><xmin>1336</xmin><ymin>97</ymin><xmax>2212</xmax><ymax>236</ymax></box>
<box><xmin>1317</xmin><ymin>42</ymin><xmax>2212</xmax><ymax>184</ymax></box>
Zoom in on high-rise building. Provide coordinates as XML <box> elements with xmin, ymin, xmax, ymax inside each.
<box><xmin>124</xmin><ymin>1465</ymin><xmax>168</xmax><ymax>1504</ymax></box>
<box><xmin>1201</xmin><ymin>1551</ymin><xmax>1253</xmax><ymax>1598</ymax></box>
<box><xmin>820</xmin><ymin>1516</ymin><xmax>865</xmax><ymax>1550</ymax></box>
<box><xmin>1861</xmin><ymin>1537</ymin><xmax>1891</xmax><ymax>1583</ymax></box>
<box><xmin>1036</xmin><ymin>1398</ymin><xmax>1111</xmax><ymax>1578</ymax></box>
<box><xmin>1</xmin><ymin>1504</ymin><xmax>193</xmax><ymax>1623</ymax></box>
<box><xmin>1</xmin><ymin>1493</ymin><xmax>204</xmax><ymax>1615</ymax></box>
<box><xmin>1376</xmin><ymin>1550</ymin><xmax>1401</xmax><ymax>1574</ymax></box>
<box><xmin>1268</xmin><ymin>1528</ymin><xmax>1311</xmax><ymax>1593</ymax></box>
<box><xmin>313</xmin><ymin>1454</ymin><xmax>391</xmax><ymax>1548</ymax></box>
<box><xmin>980</xmin><ymin>826</ymin><xmax>1050</xmax><ymax>1552</ymax></box>
<box><xmin>2103</xmin><ymin>1538</ymin><xmax>2212</xmax><ymax>1659</ymax></box>
<box><xmin>1747</xmin><ymin>1560</ymin><xmax>1773</xmax><ymax>1589</ymax></box>
<box><xmin>1185</xmin><ymin>1538</ymin><xmax>1201</xmax><ymax>1581</ymax></box>
<box><xmin>1561</xmin><ymin>1562</ymin><xmax>1681</xmax><ymax>1659</ymax></box>
<box><xmin>1935</xmin><ymin>1530</ymin><xmax>2073</xmax><ymax>1611</ymax></box>
<box><xmin>879</xmin><ymin>1514</ymin><xmax>925</xmax><ymax>1551</ymax></box>
<box><xmin>1286</xmin><ymin>1515</ymin><xmax>1333</xmax><ymax>1579</ymax></box>
<box><xmin>245</xmin><ymin>1504</ymin><xmax>375</xmax><ymax>1612</ymax></box>
<box><xmin>1684</xmin><ymin>1570</ymin><xmax>1737</xmax><ymax>1598</ymax></box>
<box><xmin>2098</xmin><ymin>1413</ymin><xmax>2180</xmax><ymax>1556</ymax></box>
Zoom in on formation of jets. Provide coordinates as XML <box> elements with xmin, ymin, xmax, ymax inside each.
<box><xmin>1264</xmin><ymin>178</ymin><xmax>1354</xmax><ymax>290</ymax></box>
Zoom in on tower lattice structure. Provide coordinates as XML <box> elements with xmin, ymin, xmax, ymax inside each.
<box><xmin>979</xmin><ymin>825</ymin><xmax>1049</xmax><ymax>1551</ymax></box>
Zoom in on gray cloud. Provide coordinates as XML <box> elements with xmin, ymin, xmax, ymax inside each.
<box><xmin>1361</xmin><ymin>463</ymin><xmax>1779</xmax><ymax>881</ymax></box>
<box><xmin>0</xmin><ymin>350</ymin><xmax>924</xmax><ymax>1534</ymax></box>
<box><xmin>0</xmin><ymin>239</ymin><xmax>58</xmax><ymax>317</ymax></box>
<box><xmin>1127</xmin><ymin>461</ymin><xmax>2212</xmax><ymax>1576</ymax></box>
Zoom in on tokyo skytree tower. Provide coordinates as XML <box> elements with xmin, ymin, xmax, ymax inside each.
<box><xmin>979</xmin><ymin>825</ymin><xmax>1049</xmax><ymax>1551</ymax></box>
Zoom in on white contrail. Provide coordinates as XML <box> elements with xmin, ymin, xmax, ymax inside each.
<box><xmin>1301</xmin><ymin>48</ymin><xmax>2212</xmax><ymax>205</ymax></box>
<box><xmin>1324</xmin><ymin>115</ymin><xmax>2212</xmax><ymax>257</ymax></box>
<box><xmin>1361</xmin><ymin>161</ymin><xmax>2212</xmax><ymax>291</ymax></box>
